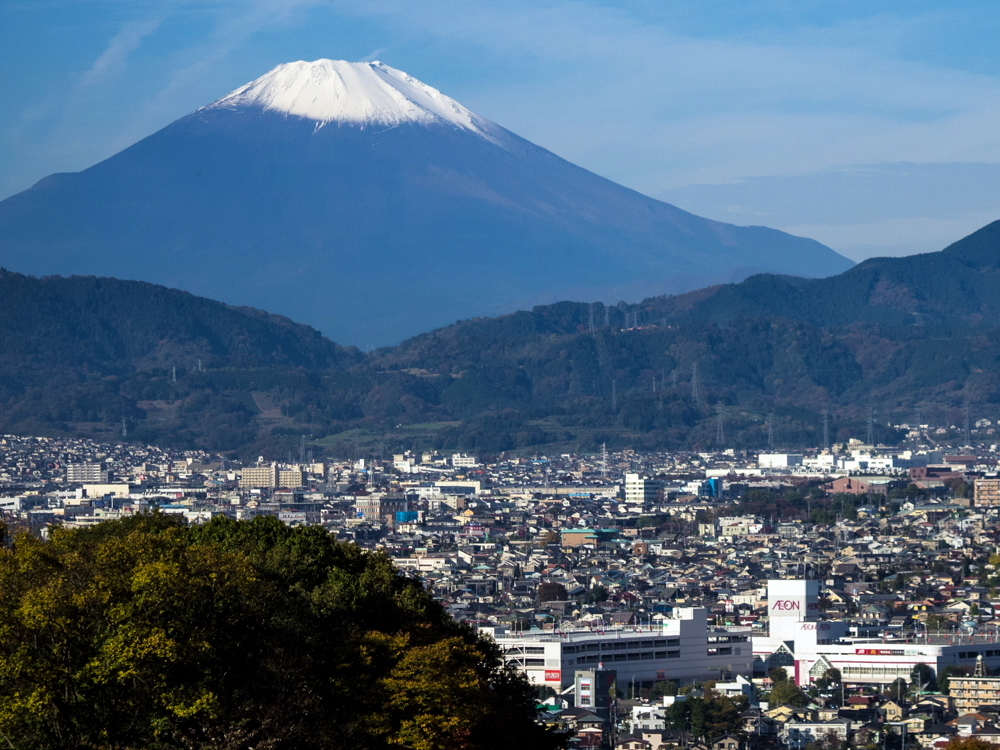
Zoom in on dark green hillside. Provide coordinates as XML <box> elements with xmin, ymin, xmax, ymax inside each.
<box><xmin>0</xmin><ymin>271</ymin><xmax>362</xmax><ymax>454</ymax></box>
<box><xmin>646</xmin><ymin>219</ymin><xmax>1000</xmax><ymax>328</ymax></box>
<box><xmin>4</xmin><ymin>221</ymin><xmax>1000</xmax><ymax>455</ymax></box>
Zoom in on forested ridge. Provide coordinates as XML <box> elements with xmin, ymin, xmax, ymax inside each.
<box><xmin>0</xmin><ymin>514</ymin><xmax>564</xmax><ymax>750</ymax></box>
<box><xmin>3</xmin><ymin>221</ymin><xmax>1000</xmax><ymax>456</ymax></box>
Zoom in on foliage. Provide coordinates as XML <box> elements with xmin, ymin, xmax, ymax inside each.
<box><xmin>769</xmin><ymin>679</ymin><xmax>809</xmax><ymax>708</ymax></box>
<box><xmin>911</xmin><ymin>663</ymin><xmax>938</xmax><ymax>692</ymax></box>
<box><xmin>664</xmin><ymin>694</ymin><xmax>747</xmax><ymax>740</ymax></box>
<box><xmin>537</xmin><ymin>582</ymin><xmax>568</xmax><ymax>603</ymax></box>
<box><xmin>0</xmin><ymin>514</ymin><xmax>564</xmax><ymax>750</ymax></box>
<box><xmin>815</xmin><ymin>668</ymin><xmax>842</xmax><ymax>692</ymax></box>
<box><xmin>944</xmin><ymin>738</ymin><xmax>1000</xmax><ymax>750</ymax></box>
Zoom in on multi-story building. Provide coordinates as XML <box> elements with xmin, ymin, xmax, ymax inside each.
<box><xmin>66</xmin><ymin>463</ymin><xmax>107</xmax><ymax>483</ymax></box>
<box><xmin>624</xmin><ymin>474</ymin><xmax>662</xmax><ymax>506</ymax></box>
<box><xmin>354</xmin><ymin>493</ymin><xmax>408</xmax><ymax>525</ymax></box>
<box><xmin>487</xmin><ymin>607</ymin><xmax>752</xmax><ymax>690</ymax></box>
<box><xmin>754</xmin><ymin>580</ymin><xmax>1000</xmax><ymax>688</ymax></box>
<box><xmin>278</xmin><ymin>468</ymin><xmax>304</xmax><ymax>488</ymax></box>
<box><xmin>240</xmin><ymin>463</ymin><xmax>277</xmax><ymax>489</ymax></box>
<box><xmin>974</xmin><ymin>478</ymin><xmax>1000</xmax><ymax>508</ymax></box>
<box><xmin>949</xmin><ymin>672</ymin><xmax>1000</xmax><ymax>714</ymax></box>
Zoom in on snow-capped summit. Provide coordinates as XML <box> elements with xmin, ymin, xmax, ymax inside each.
<box><xmin>0</xmin><ymin>59</ymin><xmax>855</xmax><ymax>346</ymax></box>
<box><xmin>205</xmin><ymin>59</ymin><xmax>496</xmax><ymax>135</ymax></box>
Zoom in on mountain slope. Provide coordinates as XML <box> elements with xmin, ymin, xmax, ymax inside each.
<box><xmin>0</xmin><ymin>60</ymin><xmax>852</xmax><ymax>346</ymax></box>
<box><xmin>0</xmin><ymin>221</ymin><xmax>999</xmax><ymax>455</ymax></box>
<box><xmin>641</xmin><ymin>220</ymin><xmax>1000</xmax><ymax>328</ymax></box>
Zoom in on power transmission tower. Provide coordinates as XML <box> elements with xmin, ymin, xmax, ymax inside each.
<box><xmin>601</xmin><ymin>443</ymin><xmax>608</xmax><ymax>478</ymax></box>
<box><xmin>691</xmin><ymin>362</ymin><xmax>700</xmax><ymax>405</ymax></box>
<box><xmin>171</xmin><ymin>366</ymin><xmax>177</xmax><ymax>383</ymax></box>
<box><xmin>299</xmin><ymin>434</ymin><xmax>306</xmax><ymax>465</ymax></box>
<box><xmin>121</xmin><ymin>417</ymin><xmax>127</xmax><ymax>439</ymax></box>
<box><xmin>716</xmin><ymin>404</ymin><xmax>725</xmax><ymax>446</ymax></box>
<box><xmin>867</xmin><ymin>408</ymin><xmax>874</xmax><ymax>445</ymax></box>
<box><xmin>822</xmin><ymin>410</ymin><xmax>829</xmax><ymax>451</ymax></box>
<box><xmin>612</xmin><ymin>380</ymin><xmax>617</xmax><ymax>412</ymax></box>
<box><xmin>965</xmin><ymin>402</ymin><xmax>972</xmax><ymax>446</ymax></box>
<box><xmin>196</xmin><ymin>358</ymin><xmax>203</xmax><ymax>372</ymax></box>
<box><xmin>589</xmin><ymin>303</ymin><xmax>596</xmax><ymax>335</ymax></box>
<box><xmin>604</xmin><ymin>306</ymin><xmax>610</xmax><ymax>327</ymax></box>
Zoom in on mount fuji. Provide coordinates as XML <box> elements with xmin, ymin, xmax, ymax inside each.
<box><xmin>0</xmin><ymin>60</ymin><xmax>853</xmax><ymax>345</ymax></box>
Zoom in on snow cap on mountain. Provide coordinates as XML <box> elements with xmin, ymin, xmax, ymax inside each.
<box><xmin>206</xmin><ymin>59</ymin><xmax>497</xmax><ymax>135</ymax></box>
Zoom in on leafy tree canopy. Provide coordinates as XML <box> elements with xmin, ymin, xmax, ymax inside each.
<box><xmin>0</xmin><ymin>514</ymin><xmax>564</xmax><ymax>750</ymax></box>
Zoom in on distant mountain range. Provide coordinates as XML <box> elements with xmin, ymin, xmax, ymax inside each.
<box><xmin>1</xmin><ymin>222</ymin><xmax>998</xmax><ymax>457</ymax></box>
<box><xmin>0</xmin><ymin>59</ymin><xmax>852</xmax><ymax>347</ymax></box>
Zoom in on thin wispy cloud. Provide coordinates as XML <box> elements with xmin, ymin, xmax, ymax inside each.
<box><xmin>78</xmin><ymin>17</ymin><xmax>162</xmax><ymax>89</ymax></box>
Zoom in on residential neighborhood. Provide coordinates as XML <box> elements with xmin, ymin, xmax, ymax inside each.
<box><xmin>6</xmin><ymin>433</ymin><xmax>1000</xmax><ymax>748</ymax></box>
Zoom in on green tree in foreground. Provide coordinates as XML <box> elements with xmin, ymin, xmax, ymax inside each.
<box><xmin>0</xmin><ymin>515</ymin><xmax>566</xmax><ymax>750</ymax></box>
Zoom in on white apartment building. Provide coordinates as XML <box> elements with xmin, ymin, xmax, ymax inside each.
<box><xmin>66</xmin><ymin>463</ymin><xmax>108</xmax><ymax>483</ymax></box>
<box><xmin>624</xmin><ymin>473</ymin><xmax>663</xmax><ymax>506</ymax></box>
<box><xmin>758</xmin><ymin>454</ymin><xmax>803</xmax><ymax>470</ymax></box>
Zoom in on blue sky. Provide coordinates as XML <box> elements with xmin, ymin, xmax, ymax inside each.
<box><xmin>3</xmin><ymin>0</ymin><xmax>1000</xmax><ymax>261</ymax></box>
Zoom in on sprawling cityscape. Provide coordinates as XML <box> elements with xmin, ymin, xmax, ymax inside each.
<box><xmin>6</xmin><ymin>430</ymin><xmax>1000</xmax><ymax>747</ymax></box>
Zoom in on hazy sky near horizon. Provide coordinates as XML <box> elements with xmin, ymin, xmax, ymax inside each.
<box><xmin>3</xmin><ymin>0</ymin><xmax>1000</xmax><ymax>262</ymax></box>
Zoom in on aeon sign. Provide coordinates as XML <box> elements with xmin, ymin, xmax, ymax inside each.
<box><xmin>771</xmin><ymin>600</ymin><xmax>820</xmax><ymax>612</ymax></box>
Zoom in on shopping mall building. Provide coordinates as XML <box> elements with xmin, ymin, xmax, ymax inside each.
<box><xmin>754</xmin><ymin>579</ymin><xmax>1000</xmax><ymax>687</ymax></box>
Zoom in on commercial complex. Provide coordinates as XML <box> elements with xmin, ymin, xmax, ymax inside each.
<box><xmin>488</xmin><ymin>607</ymin><xmax>752</xmax><ymax>690</ymax></box>
<box><xmin>753</xmin><ymin>579</ymin><xmax>1000</xmax><ymax>687</ymax></box>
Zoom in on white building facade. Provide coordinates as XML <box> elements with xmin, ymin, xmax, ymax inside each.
<box><xmin>488</xmin><ymin>607</ymin><xmax>752</xmax><ymax>690</ymax></box>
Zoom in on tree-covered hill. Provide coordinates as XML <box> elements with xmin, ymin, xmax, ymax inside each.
<box><xmin>0</xmin><ymin>515</ymin><xmax>563</xmax><ymax>749</ymax></box>
<box><xmin>0</xmin><ymin>270</ymin><xmax>363</xmax><ymax>455</ymax></box>
<box><xmin>3</xmin><ymin>221</ymin><xmax>1000</xmax><ymax>455</ymax></box>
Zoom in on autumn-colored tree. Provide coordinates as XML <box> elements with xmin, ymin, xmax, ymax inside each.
<box><xmin>537</xmin><ymin>582</ymin><xmax>568</xmax><ymax>603</ymax></box>
<box><xmin>945</xmin><ymin>737</ymin><xmax>1000</xmax><ymax>750</ymax></box>
<box><xmin>0</xmin><ymin>514</ymin><xmax>566</xmax><ymax>750</ymax></box>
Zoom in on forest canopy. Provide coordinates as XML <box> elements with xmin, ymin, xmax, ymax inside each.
<box><xmin>0</xmin><ymin>515</ymin><xmax>564</xmax><ymax>750</ymax></box>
